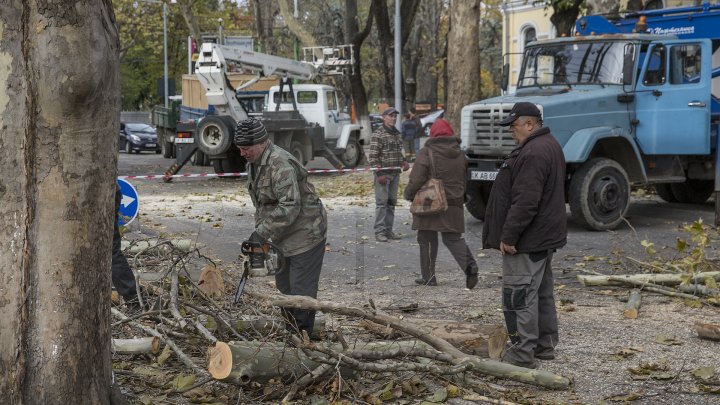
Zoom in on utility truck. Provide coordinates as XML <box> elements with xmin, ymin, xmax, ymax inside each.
<box><xmin>167</xmin><ymin>43</ymin><xmax>363</xmax><ymax>177</ymax></box>
<box><xmin>460</xmin><ymin>3</ymin><xmax>720</xmax><ymax>230</ymax></box>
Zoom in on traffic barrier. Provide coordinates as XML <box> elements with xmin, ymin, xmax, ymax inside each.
<box><xmin>118</xmin><ymin>165</ymin><xmax>406</xmax><ymax>181</ymax></box>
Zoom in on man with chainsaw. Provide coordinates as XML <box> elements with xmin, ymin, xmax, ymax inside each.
<box><xmin>235</xmin><ymin>118</ymin><xmax>328</xmax><ymax>337</ymax></box>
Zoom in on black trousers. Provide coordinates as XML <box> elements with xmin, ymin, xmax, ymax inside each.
<box><xmin>417</xmin><ymin>230</ymin><xmax>478</xmax><ymax>281</ymax></box>
<box><xmin>112</xmin><ymin>188</ymin><xmax>137</xmax><ymax>300</ymax></box>
<box><xmin>274</xmin><ymin>239</ymin><xmax>326</xmax><ymax>337</ymax></box>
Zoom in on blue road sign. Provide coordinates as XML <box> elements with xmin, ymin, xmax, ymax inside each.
<box><xmin>117</xmin><ymin>178</ymin><xmax>139</xmax><ymax>226</ymax></box>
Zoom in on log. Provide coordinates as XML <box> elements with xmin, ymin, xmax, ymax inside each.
<box><xmin>695</xmin><ymin>323</ymin><xmax>720</xmax><ymax>341</ymax></box>
<box><xmin>111</xmin><ymin>337</ymin><xmax>161</xmax><ymax>355</ymax></box>
<box><xmin>360</xmin><ymin>319</ymin><xmax>506</xmax><ymax>359</ymax></box>
<box><xmin>577</xmin><ymin>271</ymin><xmax>720</xmax><ymax>287</ymax></box>
<box><xmin>121</xmin><ymin>238</ymin><xmax>193</xmax><ymax>254</ymax></box>
<box><xmin>677</xmin><ymin>284</ymin><xmax>720</xmax><ymax>297</ymax></box>
<box><xmin>250</xmin><ymin>291</ymin><xmax>572</xmax><ymax>390</ymax></box>
<box><xmin>206</xmin><ymin>341</ymin><xmax>354</xmax><ymax>385</ymax></box>
<box><xmin>623</xmin><ymin>289</ymin><xmax>642</xmax><ymax>319</ymax></box>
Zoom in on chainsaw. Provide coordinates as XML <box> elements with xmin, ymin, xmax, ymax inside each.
<box><xmin>234</xmin><ymin>240</ymin><xmax>284</xmax><ymax>304</ymax></box>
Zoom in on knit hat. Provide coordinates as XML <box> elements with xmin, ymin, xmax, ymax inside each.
<box><xmin>234</xmin><ymin>118</ymin><xmax>269</xmax><ymax>146</ymax></box>
<box><xmin>429</xmin><ymin>118</ymin><xmax>454</xmax><ymax>138</ymax></box>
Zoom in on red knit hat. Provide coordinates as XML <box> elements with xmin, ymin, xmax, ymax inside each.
<box><xmin>429</xmin><ymin>118</ymin><xmax>454</xmax><ymax>137</ymax></box>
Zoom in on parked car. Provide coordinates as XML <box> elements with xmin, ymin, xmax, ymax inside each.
<box><xmin>119</xmin><ymin>122</ymin><xmax>161</xmax><ymax>154</ymax></box>
<box><xmin>369</xmin><ymin>114</ymin><xmax>383</xmax><ymax>131</ymax></box>
<box><xmin>419</xmin><ymin>109</ymin><xmax>444</xmax><ymax>136</ymax></box>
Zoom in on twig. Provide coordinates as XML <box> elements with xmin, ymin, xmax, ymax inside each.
<box><xmin>169</xmin><ymin>376</ymin><xmax>214</xmax><ymax>394</ymax></box>
<box><xmin>184</xmin><ymin>302</ymin><xmax>246</xmax><ymax>341</ymax></box>
<box><xmin>111</xmin><ymin>309</ymin><xmax>170</xmax><ymax>327</ymax></box>
<box><xmin>281</xmin><ymin>363</ymin><xmax>334</xmax><ymax>402</ymax></box>
<box><xmin>169</xmin><ymin>268</ymin><xmax>189</xmax><ymax>329</ymax></box>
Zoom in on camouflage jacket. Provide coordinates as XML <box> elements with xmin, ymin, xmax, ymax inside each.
<box><xmin>368</xmin><ymin>124</ymin><xmax>406</xmax><ymax>174</ymax></box>
<box><xmin>247</xmin><ymin>143</ymin><xmax>327</xmax><ymax>256</ymax></box>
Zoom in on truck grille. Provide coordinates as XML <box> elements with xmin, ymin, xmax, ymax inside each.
<box><xmin>468</xmin><ymin>104</ymin><xmax>516</xmax><ymax>156</ymax></box>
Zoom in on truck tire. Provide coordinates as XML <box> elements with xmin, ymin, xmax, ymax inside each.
<box><xmin>212</xmin><ymin>151</ymin><xmax>247</xmax><ymax>175</ymax></box>
<box><xmin>161</xmin><ymin>130</ymin><xmax>173</xmax><ymax>159</ymax></box>
<box><xmin>465</xmin><ymin>181</ymin><xmax>493</xmax><ymax>221</ymax></box>
<box><xmin>654</xmin><ymin>183</ymin><xmax>677</xmax><ymax>203</ymax></box>
<box><xmin>569</xmin><ymin>158</ymin><xmax>630</xmax><ymax>231</ymax></box>
<box><xmin>196</xmin><ymin>115</ymin><xmax>236</xmax><ymax>156</ymax></box>
<box><xmin>339</xmin><ymin>136</ymin><xmax>361</xmax><ymax>168</ymax></box>
<box><xmin>670</xmin><ymin>179</ymin><xmax>713</xmax><ymax>204</ymax></box>
<box><xmin>191</xmin><ymin>150</ymin><xmax>206</xmax><ymax>166</ymax></box>
<box><xmin>289</xmin><ymin>141</ymin><xmax>307</xmax><ymax>165</ymax></box>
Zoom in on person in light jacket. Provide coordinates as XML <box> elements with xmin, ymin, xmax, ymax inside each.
<box><xmin>403</xmin><ymin>118</ymin><xmax>479</xmax><ymax>289</ymax></box>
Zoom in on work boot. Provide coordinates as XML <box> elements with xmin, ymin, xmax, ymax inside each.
<box><xmin>466</xmin><ymin>272</ymin><xmax>479</xmax><ymax>290</ymax></box>
<box><xmin>375</xmin><ymin>234</ymin><xmax>388</xmax><ymax>242</ymax></box>
<box><xmin>415</xmin><ymin>277</ymin><xmax>437</xmax><ymax>286</ymax></box>
<box><xmin>535</xmin><ymin>349</ymin><xmax>556</xmax><ymax>360</ymax></box>
<box><xmin>386</xmin><ymin>231</ymin><xmax>402</xmax><ymax>240</ymax></box>
<box><xmin>502</xmin><ymin>354</ymin><xmax>538</xmax><ymax>369</ymax></box>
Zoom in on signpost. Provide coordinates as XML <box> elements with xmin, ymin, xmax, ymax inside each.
<box><xmin>117</xmin><ymin>178</ymin><xmax>139</xmax><ymax>226</ymax></box>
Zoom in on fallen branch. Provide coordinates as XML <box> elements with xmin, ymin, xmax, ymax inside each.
<box><xmin>250</xmin><ymin>291</ymin><xmax>572</xmax><ymax>390</ymax></box>
<box><xmin>112</xmin><ymin>337</ymin><xmax>161</xmax><ymax>355</ymax></box>
<box><xmin>695</xmin><ymin>323</ymin><xmax>720</xmax><ymax>341</ymax></box>
<box><xmin>577</xmin><ymin>271</ymin><xmax>720</xmax><ymax>287</ymax></box>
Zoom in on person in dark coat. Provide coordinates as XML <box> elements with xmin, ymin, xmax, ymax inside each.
<box><xmin>482</xmin><ymin>102</ymin><xmax>567</xmax><ymax>369</ymax></box>
<box><xmin>403</xmin><ymin>118</ymin><xmax>479</xmax><ymax>289</ymax></box>
<box><xmin>113</xmin><ymin>185</ymin><xmax>142</xmax><ymax>312</ymax></box>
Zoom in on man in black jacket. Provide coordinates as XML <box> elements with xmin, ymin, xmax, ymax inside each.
<box><xmin>482</xmin><ymin>102</ymin><xmax>567</xmax><ymax>369</ymax></box>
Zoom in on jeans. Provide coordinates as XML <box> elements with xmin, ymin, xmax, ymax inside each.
<box><xmin>417</xmin><ymin>230</ymin><xmax>478</xmax><ymax>281</ymax></box>
<box><xmin>374</xmin><ymin>173</ymin><xmax>399</xmax><ymax>236</ymax></box>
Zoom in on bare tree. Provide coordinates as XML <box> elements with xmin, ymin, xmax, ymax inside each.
<box><xmin>549</xmin><ymin>0</ymin><xmax>584</xmax><ymax>37</ymax></box>
<box><xmin>446</xmin><ymin>0</ymin><xmax>481</xmax><ymax>130</ymax></box>
<box><xmin>346</xmin><ymin>0</ymin><xmax>376</xmax><ymax>141</ymax></box>
<box><xmin>0</xmin><ymin>1</ymin><xmax>119</xmax><ymax>402</ymax></box>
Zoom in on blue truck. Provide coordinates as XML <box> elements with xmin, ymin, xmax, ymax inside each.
<box><xmin>460</xmin><ymin>3</ymin><xmax>720</xmax><ymax>230</ymax></box>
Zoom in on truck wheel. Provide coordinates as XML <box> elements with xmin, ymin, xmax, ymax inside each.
<box><xmin>654</xmin><ymin>183</ymin><xmax>677</xmax><ymax>203</ymax></box>
<box><xmin>670</xmin><ymin>179</ymin><xmax>713</xmax><ymax>204</ymax></box>
<box><xmin>340</xmin><ymin>136</ymin><xmax>361</xmax><ymax>168</ymax></box>
<box><xmin>569</xmin><ymin>158</ymin><xmax>630</xmax><ymax>231</ymax></box>
<box><xmin>212</xmin><ymin>151</ymin><xmax>247</xmax><ymax>175</ymax></box>
<box><xmin>197</xmin><ymin>116</ymin><xmax>236</xmax><ymax>156</ymax></box>
<box><xmin>162</xmin><ymin>135</ymin><xmax>173</xmax><ymax>159</ymax></box>
<box><xmin>191</xmin><ymin>150</ymin><xmax>206</xmax><ymax>166</ymax></box>
<box><xmin>289</xmin><ymin>141</ymin><xmax>307</xmax><ymax>165</ymax></box>
<box><xmin>465</xmin><ymin>181</ymin><xmax>492</xmax><ymax>221</ymax></box>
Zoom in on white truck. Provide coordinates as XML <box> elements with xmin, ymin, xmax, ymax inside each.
<box><xmin>168</xmin><ymin>43</ymin><xmax>364</xmax><ymax>176</ymax></box>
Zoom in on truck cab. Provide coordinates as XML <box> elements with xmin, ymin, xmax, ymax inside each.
<box><xmin>265</xmin><ymin>83</ymin><xmax>364</xmax><ymax>167</ymax></box>
<box><xmin>461</xmin><ymin>31</ymin><xmax>715</xmax><ymax>230</ymax></box>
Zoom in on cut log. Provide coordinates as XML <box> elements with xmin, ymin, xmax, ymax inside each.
<box><xmin>577</xmin><ymin>271</ymin><xmax>720</xmax><ymax>287</ymax></box>
<box><xmin>695</xmin><ymin>323</ymin><xmax>720</xmax><ymax>341</ymax></box>
<box><xmin>623</xmin><ymin>289</ymin><xmax>642</xmax><ymax>319</ymax></box>
<box><xmin>112</xmin><ymin>337</ymin><xmax>161</xmax><ymax>355</ymax></box>
<box><xmin>360</xmin><ymin>319</ymin><xmax>505</xmax><ymax>359</ymax></box>
<box><xmin>207</xmin><ymin>340</ymin><xmax>353</xmax><ymax>385</ymax></box>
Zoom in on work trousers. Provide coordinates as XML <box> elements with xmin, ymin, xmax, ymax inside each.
<box><xmin>417</xmin><ymin>230</ymin><xmax>478</xmax><ymax>282</ymax></box>
<box><xmin>374</xmin><ymin>173</ymin><xmax>400</xmax><ymax>237</ymax></box>
<box><xmin>402</xmin><ymin>139</ymin><xmax>415</xmax><ymax>157</ymax></box>
<box><xmin>112</xmin><ymin>204</ymin><xmax>137</xmax><ymax>301</ymax></box>
<box><xmin>501</xmin><ymin>251</ymin><xmax>559</xmax><ymax>365</ymax></box>
<box><xmin>275</xmin><ymin>239</ymin><xmax>326</xmax><ymax>337</ymax></box>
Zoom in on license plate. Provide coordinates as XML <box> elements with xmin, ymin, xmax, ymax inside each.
<box><xmin>175</xmin><ymin>138</ymin><xmax>194</xmax><ymax>144</ymax></box>
<box><xmin>470</xmin><ymin>171</ymin><xmax>497</xmax><ymax>181</ymax></box>
<box><xmin>146</xmin><ymin>143</ymin><xmax>156</xmax><ymax>148</ymax></box>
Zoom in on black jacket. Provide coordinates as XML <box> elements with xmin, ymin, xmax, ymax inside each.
<box><xmin>482</xmin><ymin>127</ymin><xmax>567</xmax><ymax>253</ymax></box>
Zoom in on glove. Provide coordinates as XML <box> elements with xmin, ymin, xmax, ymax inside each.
<box><xmin>377</xmin><ymin>175</ymin><xmax>388</xmax><ymax>185</ymax></box>
<box><xmin>249</xmin><ymin>231</ymin><xmax>266</xmax><ymax>243</ymax></box>
<box><xmin>401</xmin><ymin>161</ymin><xmax>410</xmax><ymax>172</ymax></box>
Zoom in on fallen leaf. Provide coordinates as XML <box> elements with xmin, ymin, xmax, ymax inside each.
<box><xmin>425</xmin><ymin>387</ymin><xmax>447</xmax><ymax>403</ymax></box>
<box><xmin>156</xmin><ymin>345</ymin><xmax>172</xmax><ymax>366</ymax></box>
<box><xmin>198</xmin><ymin>264</ymin><xmax>225</xmax><ymax>298</ymax></box>
<box><xmin>605</xmin><ymin>390</ymin><xmax>645</xmax><ymax>402</ymax></box>
<box><xmin>375</xmin><ymin>276</ymin><xmax>390</xmax><ymax>281</ymax></box>
<box><xmin>655</xmin><ymin>335</ymin><xmax>683</xmax><ymax>346</ymax></box>
<box><xmin>691</xmin><ymin>366</ymin><xmax>716</xmax><ymax>380</ymax></box>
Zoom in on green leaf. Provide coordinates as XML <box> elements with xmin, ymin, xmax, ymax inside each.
<box><xmin>425</xmin><ymin>387</ymin><xmax>448</xmax><ymax>403</ymax></box>
<box><xmin>171</xmin><ymin>374</ymin><xmax>195</xmax><ymax>390</ymax></box>
<box><xmin>676</xmin><ymin>238</ymin><xmax>687</xmax><ymax>252</ymax></box>
<box><xmin>640</xmin><ymin>240</ymin><xmax>655</xmax><ymax>256</ymax></box>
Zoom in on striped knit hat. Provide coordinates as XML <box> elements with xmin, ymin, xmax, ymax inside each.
<box><xmin>234</xmin><ymin>118</ymin><xmax>269</xmax><ymax>146</ymax></box>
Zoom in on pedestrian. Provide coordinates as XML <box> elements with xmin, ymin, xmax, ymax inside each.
<box><xmin>482</xmin><ymin>102</ymin><xmax>567</xmax><ymax>369</ymax></box>
<box><xmin>368</xmin><ymin>107</ymin><xmax>410</xmax><ymax>242</ymax></box>
<box><xmin>401</xmin><ymin>112</ymin><xmax>417</xmax><ymax>160</ymax></box>
<box><xmin>403</xmin><ymin>118</ymin><xmax>479</xmax><ymax>289</ymax></box>
<box><xmin>235</xmin><ymin>117</ymin><xmax>328</xmax><ymax>337</ymax></box>
<box><xmin>112</xmin><ymin>185</ymin><xmax>143</xmax><ymax>313</ymax></box>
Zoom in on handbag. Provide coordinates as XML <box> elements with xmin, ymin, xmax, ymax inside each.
<box><xmin>410</xmin><ymin>149</ymin><xmax>448</xmax><ymax>216</ymax></box>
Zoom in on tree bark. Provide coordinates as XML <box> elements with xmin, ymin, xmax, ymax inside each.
<box><xmin>0</xmin><ymin>1</ymin><xmax>119</xmax><ymax>402</ymax></box>
<box><xmin>695</xmin><ymin>323</ymin><xmax>720</xmax><ymax>341</ymax></box>
<box><xmin>550</xmin><ymin>0</ymin><xmax>584</xmax><ymax>37</ymax></box>
<box><xmin>277</xmin><ymin>0</ymin><xmax>317</xmax><ymax>47</ymax></box>
<box><xmin>373</xmin><ymin>0</ymin><xmax>395</xmax><ymax>100</ymax></box>
<box><xmin>176</xmin><ymin>0</ymin><xmax>202</xmax><ymax>45</ymax></box>
<box><xmin>345</xmin><ymin>0</ymin><xmax>375</xmax><ymax>143</ymax></box>
<box><xmin>446</xmin><ymin>0</ymin><xmax>481</xmax><ymax>130</ymax></box>
<box><xmin>623</xmin><ymin>289</ymin><xmax>642</xmax><ymax>319</ymax></box>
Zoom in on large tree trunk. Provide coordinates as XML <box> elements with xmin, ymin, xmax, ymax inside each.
<box><xmin>0</xmin><ymin>1</ymin><xmax>119</xmax><ymax>402</ymax></box>
<box><xmin>446</xmin><ymin>0</ymin><xmax>481</xmax><ymax>130</ymax></box>
<box><xmin>373</xmin><ymin>0</ymin><xmax>395</xmax><ymax>101</ymax></box>
<box><xmin>550</xmin><ymin>0</ymin><xmax>583</xmax><ymax>37</ymax></box>
<box><xmin>346</xmin><ymin>0</ymin><xmax>375</xmax><ymax>143</ymax></box>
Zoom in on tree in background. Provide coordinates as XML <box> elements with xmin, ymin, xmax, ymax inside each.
<box><xmin>445</xmin><ymin>0</ymin><xmax>481</xmax><ymax>130</ymax></box>
<box><xmin>0</xmin><ymin>0</ymin><xmax>119</xmax><ymax>402</ymax></box>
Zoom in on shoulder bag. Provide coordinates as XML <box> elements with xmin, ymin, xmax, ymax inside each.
<box><xmin>410</xmin><ymin>149</ymin><xmax>448</xmax><ymax>216</ymax></box>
